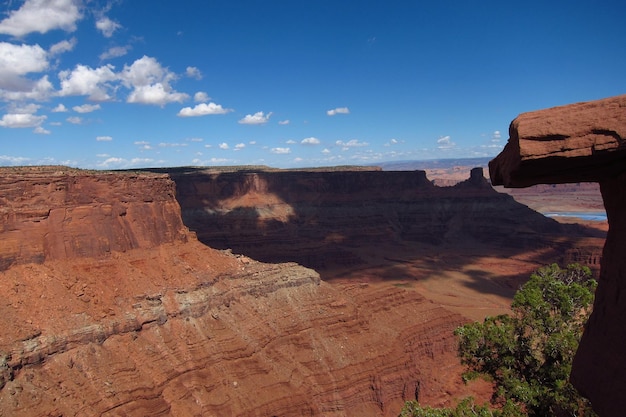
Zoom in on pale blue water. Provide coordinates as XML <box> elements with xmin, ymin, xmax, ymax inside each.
<box><xmin>544</xmin><ymin>212</ymin><xmax>607</xmax><ymax>221</ymax></box>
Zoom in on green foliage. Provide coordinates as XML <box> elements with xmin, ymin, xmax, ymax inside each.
<box><xmin>399</xmin><ymin>397</ymin><xmax>524</xmax><ymax>417</ymax></box>
<box><xmin>400</xmin><ymin>264</ymin><xmax>598</xmax><ymax>417</ymax></box>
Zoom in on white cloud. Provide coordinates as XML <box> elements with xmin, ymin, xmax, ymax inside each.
<box><xmin>73</xmin><ymin>103</ymin><xmax>101</xmax><ymax>113</ymax></box>
<box><xmin>127</xmin><ymin>83</ymin><xmax>188</xmax><ymax>106</ymax></box>
<box><xmin>96</xmin><ymin>135</ymin><xmax>112</xmax><ymax>141</ymax></box>
<box><xmin>301</xmin><ymin>137</ymin><xmax>320</xmax><ymax>145</ymax></box>
<box><xmin>271</xmin><ymin>147</ymin><xmax>291</xmax><ymax>154</ymax></box>
<box><xmin>120</xmin><ymin>56</ymin><xmax>188</xmax><ymax>106</ymax></box>
<box><xmin>58</xmin><ymin>64</ymin><xmax>117</xmax><ymax>101</ymax></box>
<box><xmin>491</xmin><ymin>130</ymin><xmax>502</xmax><ymax>142</ymax></box>
<box><xmin>437</xmin><ymin>135</ymin><xmax>456</xmax><ymax>150</ymax></box>
<box><xmin>286</xmin><ymin>139</ymin><xmax>296</xmax><ymax>144</ymax></box>
<box><xmin>188</xmin><ymin>137</ymin><xmax>203</xmax><ymax>142</ymax></box>
<box><xmin>238</xmin><ymin>111</ymin><xmax>272</xmax><ymax>125</ymax></box>
<box><xmin>278</xmin><ymin>119</ymin><xmax>290</xmax><ymax>125</ymax></box>
<box><xmin>0</xmin><ymin>75</ymin><xmax>53</xmax><ymax>101</ymax></box>
<box><xmin>327</xmin><ymin>107</ymin><xmax>350</xmax><ymax>116</ymax></box>
<box><xmin>52</xmin><ymin>104</ymin><xmax>68</xmax><ymax>112</ymax></box>
<box><xmin>66</xmin><ymin>116</ymin><xmax>82</xmax><ymax>124</ymax></box>
<box><xmin>0</xmin><ymin>155</ymin><xmax>31</xmax><ymax>165</ymax></box>
<box><xmin>96</xmin><ymin>16</ymin><xmax>121</xmax><ymax>38</ymax></box>
<box><xmin>0</xmin><ymin>42</ymin><xmax>48</xmax><ymax>80</ymax></box>
<box><xmin>49</xmin><ymin>37</ymin><xmax>76</xmax><ymax>56</ymax></box>
<box><xmin>99</xmin><ymin>46</ymin><xmax>130</xmax><ymax>60</ymax></box>
<box><xmin>134</xmin><ymin>140</ymin><xmax>152</xmax><ymax>150</ymax></box>
<box><xmin>186</xmin><ymin>66</ymin><xmax>202</xmax><ymax>79</ymax></box>
<box><xmin>0</xmin><ymin>112</ymin><xmax>46</xmax><ymax>128</ymax></box>
<box><xmin>0</xmin><ymin>0</ymin><xmax>82</xmax><ymax>37</ymax></box>
<box><xmin>34</xmin><ymin>126</ymin><xmax>50</xmax><ymax>134</ymax></box>
<box><xmin>234</xmin><ymin>143</ymin><xmax>245</xmax><ymax>150</ymax></box>
<box><xmin>194</xmin><ymin>91</ymin><xmax>209</xmax><ymax>102</ymax></box>
<box><xmin>177</xmin><ymin>102</ymin><xmax>232</xmax><ymax>117</ymax></box>
<box><xmin>335</xmin><ymin>139</ymin><xmax>368</xmax><ymax>148</ymax></box>
<box><xmin>322</xmin><ymin>148</ymin><xmax>331</xmax><ymax>154</ymax></box>
<box><xmin>219</xmin><ymin>142</ymin><xmax>229</xmax><ymax>150</ymax></box>
<box><xmin>0</xmin><ymin>42</ymin><xmax>53</xmax><ymax>100</ymax></box>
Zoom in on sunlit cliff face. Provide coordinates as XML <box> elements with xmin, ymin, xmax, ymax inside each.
<box><xmin>202</xmin><ymin>174</ymin><xmax>296</xmax><ymax>224</ymax></box>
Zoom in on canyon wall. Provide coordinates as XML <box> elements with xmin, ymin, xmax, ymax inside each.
<box><xmin>0</xmin><ymin>166</ymin><xmax>479</xmax><ymax>417</ymax></box>
<box><xmin>161</xmin><ymin>166</ymin><xmax>602</xmax><ymax>273</ymax></box>
<box><xmin>0</xmin><ymin>167</ymin><xmax>191</xmax><ymax>270</ymax></box>
<box><xmin>489</xmin><ymin>94</ymin><xmax>626</xmax><ymax>417</ymax></box>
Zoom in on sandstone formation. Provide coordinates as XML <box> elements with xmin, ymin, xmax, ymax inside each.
<box><xmin>157</xmin><ymin>166</ymin><xmax>602</xmax><ymax>274</ymax></box>
<box><xmin>0</xmin><ymin>166</ymin><xmax>480</xmax><ymax>416</ymax></box>
<box><xmin>489</xmin><ymin>94</ymin><xmax>626</xmax><ymax>417</ymax></box>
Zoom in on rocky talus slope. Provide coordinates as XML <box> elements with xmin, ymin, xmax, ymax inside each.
<box><xmin>0</xmin><ymin>167</ymin><xmax>473</xmax><ymax>417</ymax></box>
<box><xmin>489</xmin><ymin>94</ymin><xmax>626</xmax><ymax>417</ymax></box>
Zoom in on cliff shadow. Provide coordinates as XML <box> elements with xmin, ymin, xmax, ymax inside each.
<box><xmin>137</xmin><ymin>167</ymin><xmax>606</xmax><ymax>288</ymax></box>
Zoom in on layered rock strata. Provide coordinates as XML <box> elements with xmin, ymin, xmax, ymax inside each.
<box><xmin>157</xmin><ymin>166</ymin><xmax>602</xmax><ymax>273</ymax></box>
<box><xmin>489</xmin><ymin>94</ymin><xmax>626</xmax><ymax>417</ymax></box>
<box><xmin>0</xmin><ymin>167</ymin><xmax>191</xmax><ymax>270</ymax></box>
<box><xmin>0</xmin><ymin>166</ymin><xmax>471</xmax><ymax>416</ymax></box>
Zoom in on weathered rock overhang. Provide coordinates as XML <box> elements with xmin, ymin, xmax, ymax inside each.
<box><xmin>489</xmin><ymin>94</ymin><xmax>626</xmax><ymax>417</ymax></box>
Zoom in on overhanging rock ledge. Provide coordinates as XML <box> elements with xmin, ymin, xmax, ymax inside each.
<box><xmin>489</xmin><ymin>94</ymin><xmax>626</xmax><ymax>417</ymax></box>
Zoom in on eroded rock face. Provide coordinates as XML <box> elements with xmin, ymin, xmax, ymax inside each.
<box><xmin>489</xmin><ymin>94</ymin><xmax>626</xmax><ymax>417</ymax></box>
<box><xmin>162</xmin><ymin>167</ymin><xmax>600</xmax><ymax>272</ymax></box>
<box><xmin>0</xmin><ymin>167</ymin><xmax>191</xmax><ymax>270</ymax></box>
<box><xmin>0</xmin><ymin>166</ymin><xmax>474</xmax><ymax>416</ymax></box>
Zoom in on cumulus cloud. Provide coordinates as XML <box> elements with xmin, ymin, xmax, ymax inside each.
<box><xmin>335</xmin><ymin>139</ymin><xmax>368</xmax><ymax>148</ymax></box>
<box><xmin>49</xmin><ymin>37</ymin><xmax>76</xmax><ymax>56</ymax></box>
<box><xmin>286</xmin><ymin>139</ymin><xmax>296</xmax><ymax>144</ymax></box>
<box><xmin>0</xmin><ymin>0</ymin><xmax>82</xmax><ymax>37</ymax></box>
<box><xmin>278</xmin><ymin>119</ymin><xmax>290</xmax><ymax>125</ymax></box>
<box><xmin>96</xmin><ymin>16</ymin><xmax>121</xmax><ymax>38</ymax></box>
<box><xmin>96</xmin><ymin>135</ymin><xmax>112</xmax><ymax>141</ymax></box>
<box><xmin>234</xmin><ymin>143</ymin><xmax>245</xmax><ymax>150</ymax></box>
<box><xmin>177</xmin><ymin>102</ymin><xmax>232</xmax><ymax>117</ymax></box>
<box><xmin>271</xmin><ymin>147</ymin><xmax>291</xmax><ymax>154</ymax></box>
<box><xmin>99</xmin><ymin>45</ymin><xmax>130</xmax><ymax>60</ymax></box>
<box><xmin>58</xmin><ymin>63</ymin><xmax>117</xmax><ymax>101</ymax></box>
<box><xmin>0</xmin><ymin>112</ymin><xmax>46</xmax><ymax>128</ymax></box>
<box><xmin>127</xmin><ymin>83</ymin><xmax>187</xmax><ymax>106</ymax></box>
<box><xmin>73</xmin><ymin>103</ymin><xmax>101</xmax><ymax>113</ymax></box>
<box><xmin>437</xmin><ymin>135</ymin><xmax>456</xmax><ymax>150</ymax></box>
<box><xmin>194</xmin><ymin>91</ymin><xmax>209</xmax><ymax>102</ymax></box>
<box><xmin>52</xmin><ymin>104</ymin><xmax>68</xmax><ymax>112</ymax></box>
<box><xmin>219</xmin><ymin>142</ymin><xmax>229</xmax><ymax>150</ymax></box>
<box><xmin>301</xmin><ymin>137</ymin><xmax>320</xmax><ymax>145</ymax></box>
<box><xmin>0</xmin><ymin>42</ymin><xmax>48</xmax><ymax>88</ymax></box>
<box><xmin>238</xmin><ymin>111</ymin><xmax>272</xmax><ymax>125</ymax></box>
<box><xmin>322</xmin><ymin>148</ymin><xmax>331</xmax><ymax>154</ymax></box>
<box><xmin>34</xmin><ymin>126</ymin><xmax>50</xmax><ymax>134</ymax></box>
<box><xmin>120</xmin><ymin>56</ymin><xmax>188</xmax><ymax>106</ymax></box>
<box><xmin>186</xmin><ymin>66</ymin><xmax>202</xmax><ymax>79</ymax></box>
<box><xmin>326</xmin><ymin>107</ymin><xmax>350</xmax><ymax>116</ymax></box>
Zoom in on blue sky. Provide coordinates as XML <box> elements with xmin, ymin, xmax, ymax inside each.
<box><xmin>0</xmin><ymin>0</ymin><xmax>625</xmax><ymax>169</ymax></box>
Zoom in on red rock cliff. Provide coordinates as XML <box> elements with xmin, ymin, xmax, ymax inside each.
<box><xmin>489</xmin><ymin>94</ymin><xmax>626</xmax><ymax>417</ymax></box>
<box><xmin>0</xmin><ymin>166</ymin><xmax>477</xmax><ymax>416</ymax></box>
<box><xmin>160</xmin><ymin>166</ymin><xmax>601</xmax><ymax>272</ymax></box>
<box><xmin>0</xmin><ymin>167</ymin><xmax>191</xmax><ymax>269</ymax></box>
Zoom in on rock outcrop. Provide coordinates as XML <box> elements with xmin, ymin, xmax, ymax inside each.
<box><xmin>0</xmin><ymin>166</ymin><xmax>476</xmax><ymax>416</ymax></box>
<box><xmin>489</xmin><ymin>94</ymin><xmax>626</xmax><ymax>417</ymax></box>
<box><xmin>0</xmin><ymin>167</ymin><xmax>191</xmax><ymax>270</ymax></box>
<box><xmin>158</xmin><ymin>166</ymin><xmax>601</xmax><ymax>273</ymax></box>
